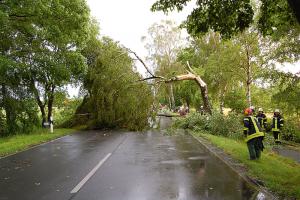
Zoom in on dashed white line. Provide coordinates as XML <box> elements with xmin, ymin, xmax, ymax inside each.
<box><xmin>70</xmin><ymin>153</ymin><xmax>112</xmax><ymax>194</ymax></box>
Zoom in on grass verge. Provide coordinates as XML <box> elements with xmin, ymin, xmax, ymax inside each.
<box><xmin>0</xmin><ymin>128</ymin><xmax>75</xmax><ymax>157</ymax></box>
<box><xmin>192</xmin><ymin>131</ymin><xmax>300</xmax><ymax>199</ymax></box>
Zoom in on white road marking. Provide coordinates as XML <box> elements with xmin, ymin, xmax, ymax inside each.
<box><xmin>70</xmin><ymin>153</ymin><xmax>112</xmax><ymax>194</ymax></box>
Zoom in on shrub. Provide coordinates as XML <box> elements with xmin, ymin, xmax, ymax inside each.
<box><xmin>174</xmin><ymin>112</ymin><xmax>244</xmax><ymax>139</ymax></box>
<box><xmin>281</xmin><ymin>119</ymin><xmax>300</xmax><ymax>143</ymax></box>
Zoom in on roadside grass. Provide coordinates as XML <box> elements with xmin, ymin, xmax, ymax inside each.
<box><xmin>192</xmin><ymin>131</ymin><xmax>300</xmax><ymax>199</ymax></box>
<box><xmin>0</xmin><ymin>128</ymin><xmax>75</xmax><ymax>157</ymax></box>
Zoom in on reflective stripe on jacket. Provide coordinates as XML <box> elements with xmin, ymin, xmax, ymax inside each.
<box><xmin>272</xmin><ymin>116</ymin><xmax>284</xmax><ymax>132</ymax></box>
<box><xmin>256</xmin><ymin>113</ymin><xmax>267</xmax><ymax>128</ymax></box>
<box><xmin>243</xmin><ymin>116</ymin><xmax>265</xmax><ymax>142</ymax></box>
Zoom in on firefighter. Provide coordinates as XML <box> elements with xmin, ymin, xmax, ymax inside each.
<box><xmin>250</xmin><ymin>106</ymin><xmax>256</xmax><ymax>115</ymax></box>
<box><xmin>256</xmin><ymin>108</ymin><xmax>267</xmax><ymax>130</ymax></box>
<box><xmin>243</xmin><ymin>108</ymin><xmax>265</xmax><ymax>160</ymax></box>
<box><xmin>271</xmin><ymin>109</ymin><xmax>284</xmax><ymax>144</ymax></box>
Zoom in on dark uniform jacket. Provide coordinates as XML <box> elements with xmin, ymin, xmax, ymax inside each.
<box><xmin>256</xmin><ymin>113</ymin><xmax>267</xmax><ymax>128</ymax></box>
<box><xmin>243</xmin><ymin>116</ymin><xmax>263</xmax><ymax>135</ymax></box>
<box><xmin>243</xmin><ymin>116</ymin><xmax>264</xmax><ymax>148</ymax></box>
<box><xmin>272</xmin><ymin>115</ymin><xmax>284</xmax><ymax>132</ymax></box>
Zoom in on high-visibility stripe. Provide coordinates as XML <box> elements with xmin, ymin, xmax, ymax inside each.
<box><xmin>245</xmin><ymin>132</ymin><xmax>265</xmax><ymax>142</ymax></box>
<box><xmin>244</xmin><ymin>118</ymin><xmax>249</xmax><ymax>121</ymax></box>
<box><xmin>250</xmin><ymin>116</ymin><xmax>260</xmax><ymax>133</ymax></box>
<box><xmin>244</xmin><ymin>116</ymin><xmax>264</xmax><ymax>142</ymax></box>
<box><xmin>272</xmin><ymin>117</ymin><xmax>281</xmax><ymax>132</ymax></box>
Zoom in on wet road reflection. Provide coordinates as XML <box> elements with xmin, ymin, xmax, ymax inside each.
<box><xmin>0</xmin><ymin>117</ymin><xmax>269</xmax><ymax>200</ymax></box>
<box><xmin>73</xmin><ymin>117</ymin><xmax>264</xmax><ymax>200</ymax></box>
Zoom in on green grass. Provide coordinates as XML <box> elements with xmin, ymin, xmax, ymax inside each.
<box><xmin>0</xmin><ymin>128</ymin><xmax>75</xmax><ymax>157</ymax></box>
<box><xmin>192</xmin><ymin>131</ymin><xmax>300</xmax><ymax>199</ymax></box>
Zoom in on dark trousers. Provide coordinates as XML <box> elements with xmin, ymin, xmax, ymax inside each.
<box><xmin>273</xmin><ymin>131</ymin><xmax>281</xmax><ymax>144</ymax></box>
<box><xmin>247</xmin><ymin>137</ymin><xmax>263</xmax><ymax>160</ymax></box>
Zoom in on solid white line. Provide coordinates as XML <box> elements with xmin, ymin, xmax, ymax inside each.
<box><xmin>70</xmin><ymin>153</ymin><xmax>112</xmax><ymax>194</ymax></box>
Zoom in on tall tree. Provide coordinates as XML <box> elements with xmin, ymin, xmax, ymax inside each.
<box><xmin>80</xmin><ymin>37</ymin><xmax>154</xmax><ymax>130</ymax></box>
<box><xmin>142</xmin><ymin>20</ymin><xmax>185</xmax><ymax>109</ymax></box>
<box><xmin>0</xmin><ymin>0</ymin><xmax>91</xmax><ymax>126</ymax></box>
<box><xmin>235</xmin><ymin>31</ymin><xmax>262</xmax><ymax>107</ymax></box>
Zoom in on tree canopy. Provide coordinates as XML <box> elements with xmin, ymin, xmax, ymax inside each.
<box><xmin>151</xmin><ymin>0</ymin><xmax>299</xmax><ymax>38</ymax></box>
<box><xmin>0</xmin><ymin>0</ymin><xmax>92</xmax><ymax>134</ymax></box>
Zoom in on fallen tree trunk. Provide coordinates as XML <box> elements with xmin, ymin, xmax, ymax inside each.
<box><xmin>128</xmin><ymin>48</ymin><xmax>212</xmax><ymax>115</ymax></box>
<box><xmin>166</xmin><ymin>73</ymin><xmax>212</xmax><ymax>114</ymax></box>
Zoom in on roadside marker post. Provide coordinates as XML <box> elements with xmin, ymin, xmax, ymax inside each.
<box><xmin>50</xmin><ymin>116</ymin><xmax>53</xmax><ymax>133</ymax></box>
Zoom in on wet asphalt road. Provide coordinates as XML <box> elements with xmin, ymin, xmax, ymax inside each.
<box><xmin>0</xmin><ymin>118</ymin><xmax>261</xmax><ymax>200</ymax></box>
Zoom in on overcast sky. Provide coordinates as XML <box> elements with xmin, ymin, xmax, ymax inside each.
<box><xmin>86</xmin><ymin>0</ymin><xmax>193</xmax><ymax>58</ymax></box>
<box><xmin>86</xmin><ymin>0</ymin><xmax>299</xmax><ymax>72</ymax></box>
<box><xmin>68</xmin><ymin>0</ymin><xmax>299</xmax><ymax>96</ymax></box>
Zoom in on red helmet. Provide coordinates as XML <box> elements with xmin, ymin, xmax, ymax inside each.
<box><xmin>244</xmin><ymin>108</ymin><xmax>252</xmax><ymax>115</ymax></box>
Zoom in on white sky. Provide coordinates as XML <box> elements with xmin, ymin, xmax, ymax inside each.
<box><xmin>86</xmin><ymin>0</ymin><xmax>193</xmax><ymax>59</ymax></box>
<box><xmin>68</xmin><ymin>0</ymin><xmax>194</xmax><ymax>97</ymax></box>
<box><xmin>68</xmin><ymin>0</ymin><xmax>299</xmax><ymax>97</ymax></box>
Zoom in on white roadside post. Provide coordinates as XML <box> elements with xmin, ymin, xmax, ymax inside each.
<box><xmin>50</xmin><ymin>116</ymin><xmax>53</xmax><ymax>133</ymax></box>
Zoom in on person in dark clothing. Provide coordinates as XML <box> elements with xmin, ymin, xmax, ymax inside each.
<box><xmin>272</xmin><ymin>109</ymin><xmax>284</xmax><ymax>144</ymax></box>
<box><xmin>243</xmin><ymin>108</ymin><xmax>265</xmax><ymax>160</ymax></box>
<box><xmin>256</xmin><ymin>108</ymin><xmax>267</xmax><ymax>130</ymax></box>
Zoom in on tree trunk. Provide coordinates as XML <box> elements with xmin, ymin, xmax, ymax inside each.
<box><xmin>170</xmin><ymin>83</ymin><xmax>175</xmax><ymax>110</ymax></box>
<box><xmin>185</xmin><ymin>97</ymin><xmax>190</xmax><ymax>110</ymax></box>
<box><xmin>168</xmin><ymin>96</ymin><xmax>172</xmax><ymax>111</ymax></box>
<box><xmin>1</xmin><ymin>84</ymin><xmax>16</xmax><ymax>133</ymax></box>
<box><xmin>167</xmin><ymin>73</ymin><xmax>212</xmax><ymax>114</ymax></box>
<box><xmin>246</xmin><ymin>81</ymin><xmax>251</xmax><ymax>107</ymax></box>
<box><xmin>30</xmin><ymin>80</ymin><xmax>46</xmax><ymax>126</ymax></box>
<box><xmin>245</xmin><ymin>46</ymin><xmax>252</xmax><ymax>107</ymax></box>
<box><xmin>47</xmin><ymin>85</ymin><xmax>55</xmax><ymax>121</ymax></box>
<box><xmin>219</xmin><ymin>85</ymin><xmax>227</xmax><ymax>114</ymax></box>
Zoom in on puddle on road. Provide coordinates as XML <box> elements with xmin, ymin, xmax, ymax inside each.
<box><xmin>188</xmin><ymin>156</ymin><xmax>208</xmax><ymax>160</ymax></box>
<box><xmin>160</xmin><ymin>160</ymin><xmax>186</xmax><ymax>165</ymax></box>
<box><xmin>152</xmin><ymin>117</ymin><xmax>272</xmax><ymax>200</ymax></box>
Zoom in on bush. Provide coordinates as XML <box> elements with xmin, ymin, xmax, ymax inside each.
<box><xmin>174</xmin><ymin>112</ymin><xmax>244</xmax><ymax>139</ymax></box>
<box><xmin>175</xmin><ymin>112</ymin><xmax>300</xmax><ymax>143</ymax></box>
<box><xmin>281</xmin><ymin>119</ymin><xmax>300</xmax><ymax>143</ymax></box>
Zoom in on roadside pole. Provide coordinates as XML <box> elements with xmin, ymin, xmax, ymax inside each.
<box><xmin>50</xmin><ymin>116</ymin><xmax>53</xmax><ymax>133</ymax></box>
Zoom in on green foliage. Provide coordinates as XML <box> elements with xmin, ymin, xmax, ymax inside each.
<box><xmin>0</xmin><ymin>0</ymin><xmax>92</xmax><ymax>135</ymax></box>
<box><xmin>174</xmin><ymin>80</ymin><xmax>201</xmax><ymax>108</ymax></box>
<box><xmin>81</xmin><ymin>37</ymin><xmax>154</xmax><ymax>131</ymax></box>
<box><xmin>143</xmin><ymin>20</ymin><xmax>186</xmax><ymax>109</ymax></box>
<box><xmin>196</xmin><ymin>132</ymin><xmax>300</xmax><ymax>199</ymax></box>
<box><xmin>152</xmin><ymin>0</ymin><xmax>253</xmax><ymax>38</ymax></box>
<box><xmin>151</xmin><ymin>0</ymin><xmax>298</xmax><ymax>39</ymax></box>
<box><xmin>178</xmin><ymin>31</ymin><xmax>264</xmax><ymax>111</ymax></box>
<box><xmin>174</xmin><ymin>112</ymin><xmax>244</xmax><ymax>139</ymax></box>
<box><xmin>258</xmin><ymin>0</ymin><xmax>298</xmax><ymax>37</ymax></box>
<box><xmin>54</xmin><ymin>98</ymin><xmax>82</xmax><ymax>126</ymax></box>
<box><xmin>268</xmin><ymin>70</ymin><xmax>300</xmax><ymax>116</ymax></box>
<box><xmin>0</xmin><ymin>128</ymin><xmax>75</xmax><ymax>157</ymax></box>
<box><xmin>282</xmin><ymin>119</ymin><xmax>300</xmax><ymax>143</ymax></box>
<box><xmin>224</xmin><ymin>89</ymin><xmax>248</xmax><ymax>112</ymax></box>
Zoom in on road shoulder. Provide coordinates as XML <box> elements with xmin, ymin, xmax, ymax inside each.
<box><xmin>189</xmin><ymin>130</ymin><xmax>278</xmax><ymax>200</ymax></box>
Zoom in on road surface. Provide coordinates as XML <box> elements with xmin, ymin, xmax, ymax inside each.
<box><xmin>0</xmin><ymin>118</ymin><xmax>265</xmax><ymax>200</ymax></box>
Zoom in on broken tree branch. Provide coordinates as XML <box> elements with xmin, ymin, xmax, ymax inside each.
<box><xmin>129</xmin><ymin>49</ymin><xmax>212</xmax><ymax>114</ymax></box>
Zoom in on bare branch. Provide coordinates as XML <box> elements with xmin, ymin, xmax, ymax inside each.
<box><xmin>186</xmin><ymin>61</ymin><xmax>196</xmax><ymax>74</ymax></box>
<box><xmin>139</xmin><ymin>76</ymin><xmax>163</xmax><ymax>81</ymax></box>
<box><xmin>126</xmin><ymin>48</ymin><xmax>155</xmax><ymax>77</ymax></box>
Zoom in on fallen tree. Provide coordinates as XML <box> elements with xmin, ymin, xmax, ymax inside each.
<box><xmin>127</xmin><ymin>49</ymin><xmax>212</xmax><ymax>114</ymax></box>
